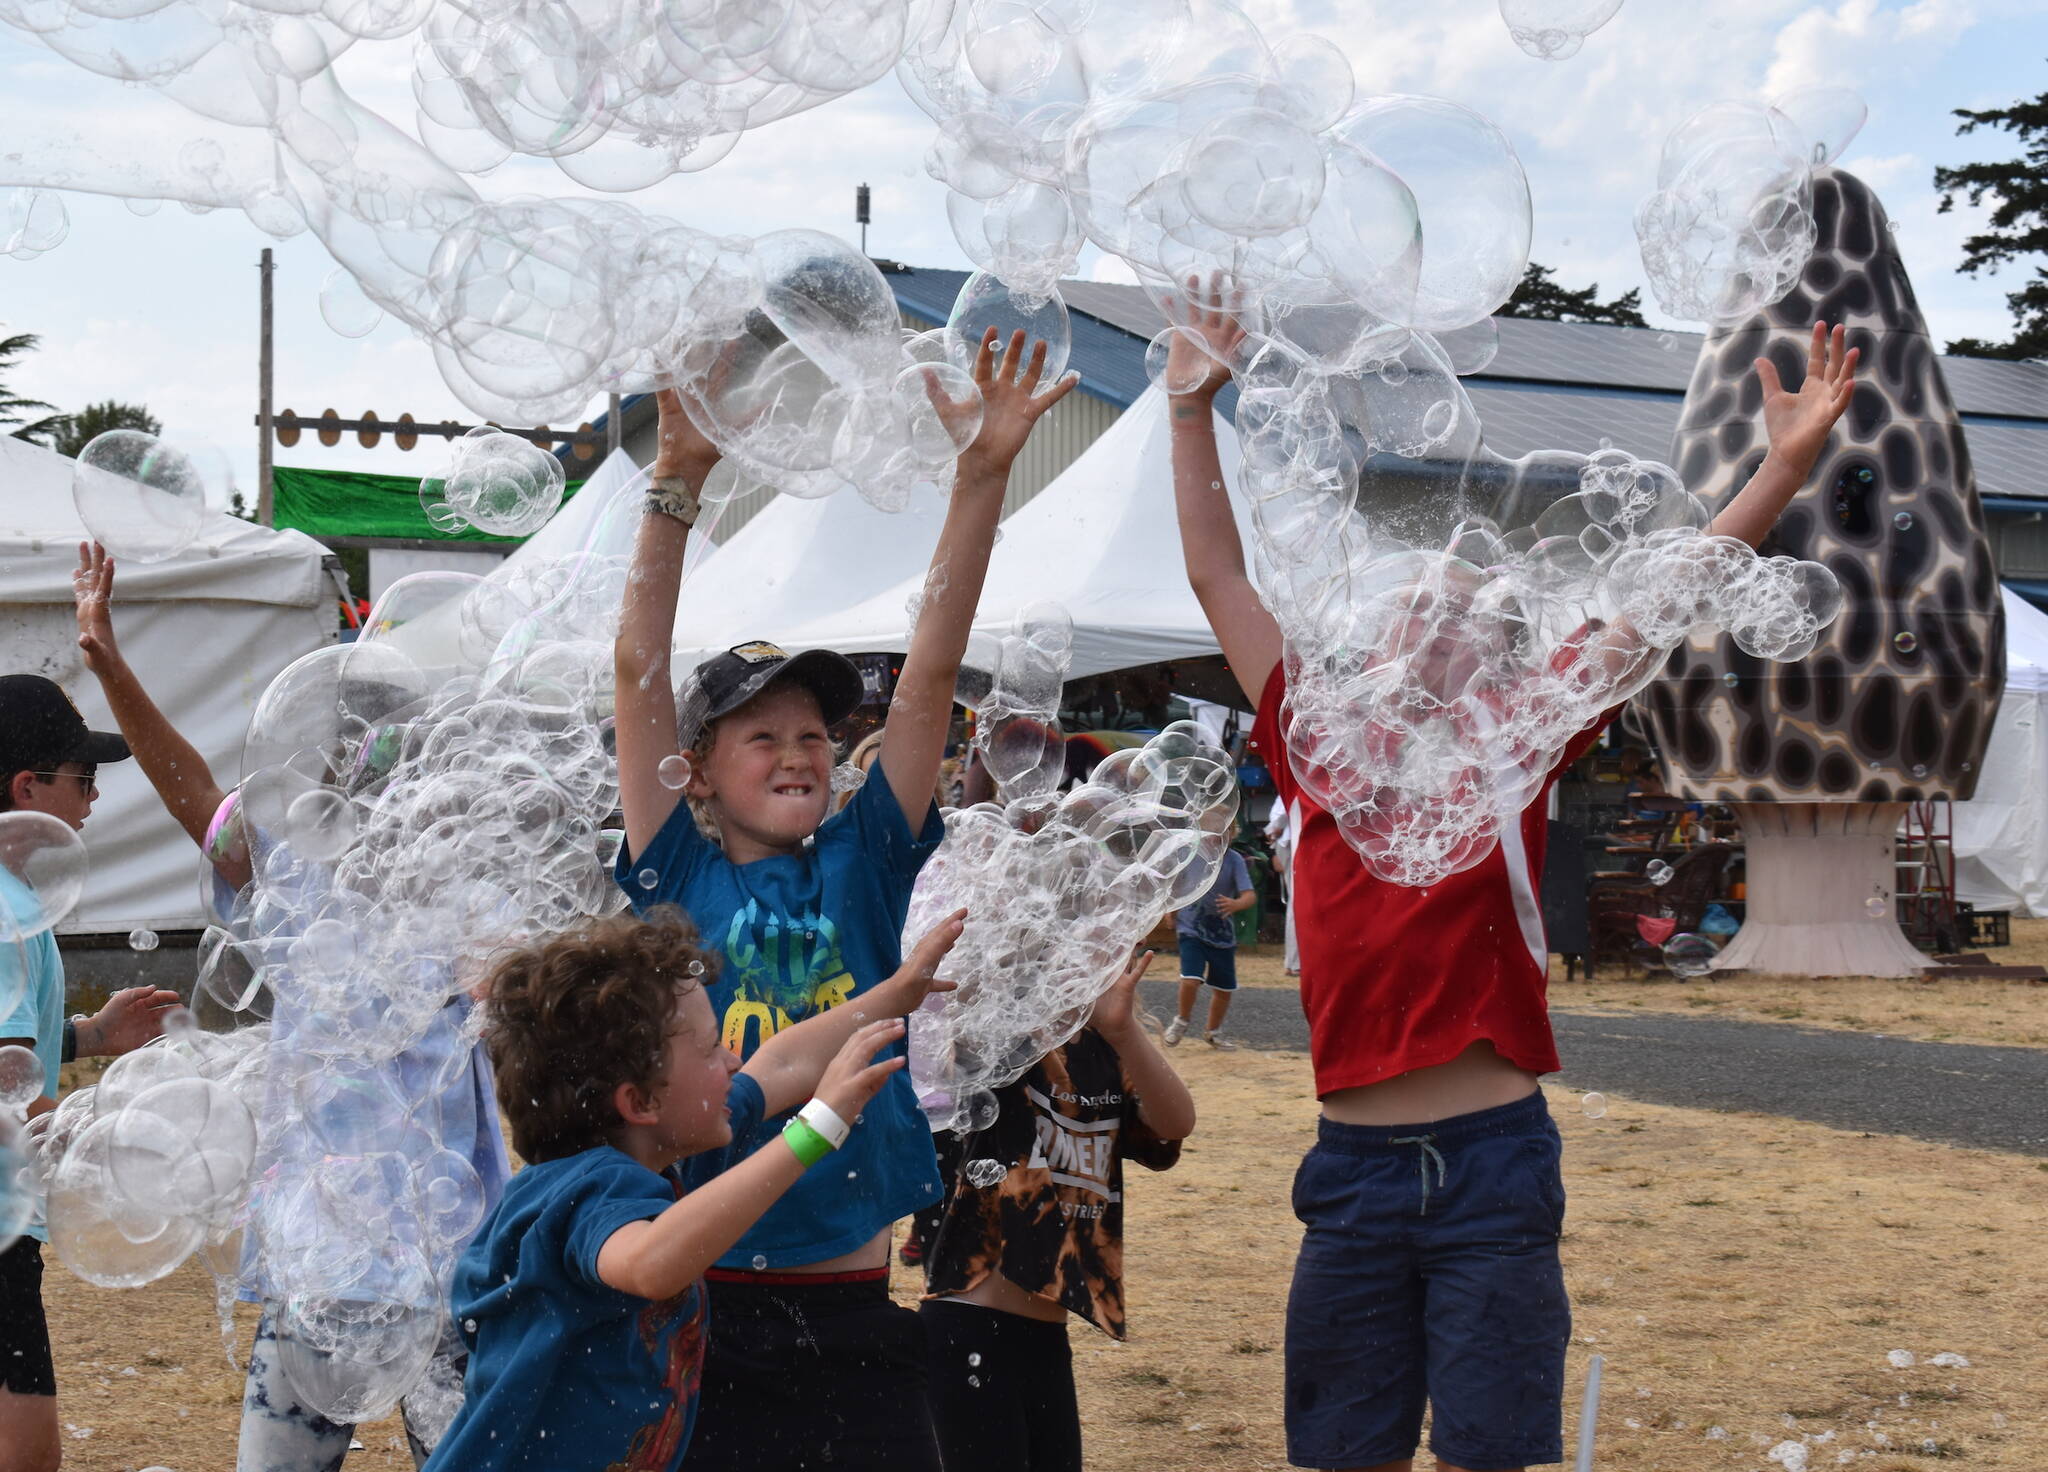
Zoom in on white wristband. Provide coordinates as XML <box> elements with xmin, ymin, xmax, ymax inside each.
<box><xmin>798</xmin><ymin>1098</ymin><xmax>851</xmax><ymax>1150</ymax></box>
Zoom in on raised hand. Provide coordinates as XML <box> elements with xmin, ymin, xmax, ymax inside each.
<box><xmin>72</xmin><ymin>540</ymin><xmax>121</xmax><ymax>676</ymax></box>
<box><xmin>1160</xmin><ymin>272</ymin><xmax>1245</xmax><ymax>402</ymax></box>
<box><xmin>650</xmin><ymin>386</ymin><xmax>722</xmax><ymax>482</ymax></box>
<box><xmin>814</xmin><ymin>1016</ymin><xmax>911</xmax><ymax>1122</ymax></box>
<box><xmin>1090</xmin><ymin>948</ymin><xmax>1155</xmax><ymax>1040</ymax></box>
<box><xmin>1758</xmin><ymin>322</ymin><xmax>1860</xmax><ymax>480</ymax></box>
<box><xmin>951</xmin><ymin>328</ymin><xmax>1078</xmax><ymax>478</ymax></box>
<box><xmin>866</xmin><ymin>909</ymin><xmax>966</xmax><ymax>1017</ymax></box>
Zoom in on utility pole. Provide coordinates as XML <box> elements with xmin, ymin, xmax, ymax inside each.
<box><xmin>257</xmin><ymin>248</ymin><xmax>275</xmax><ymax>526</ymax></box>
<box><xmin>856</xmin><ymin>183</ymin><xmax>871</xmax><ymax>256</ymax></box>
<box><xmin>608</xmin><ymin>391</ymin><xmax>621</xmax><ymax>457</ymax></box>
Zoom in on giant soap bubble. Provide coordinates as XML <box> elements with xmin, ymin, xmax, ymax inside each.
<box><xmin>71</xmin><ymin>430</ymin><xmax>211</xmax><ymax>565</ymax></box>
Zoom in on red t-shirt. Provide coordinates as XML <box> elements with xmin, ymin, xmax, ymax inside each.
<box><xmin>1253</xmin><ymin>663</ymin><xmax>1611</xmax><ymax>1098</ymax></box>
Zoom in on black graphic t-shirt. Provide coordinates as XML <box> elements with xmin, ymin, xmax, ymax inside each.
<box><xmin>922</xmin><ymin>1028</ymin><xmax>1182</xmax><ymax>1339</ymax></box>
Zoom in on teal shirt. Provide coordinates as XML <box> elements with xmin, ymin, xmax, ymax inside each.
<box><xmin>0</xmin><ymin>867</ymin><xmax>66</xmax><ymax>1244</ymax></box>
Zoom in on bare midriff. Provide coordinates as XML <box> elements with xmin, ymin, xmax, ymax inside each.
<box><xmin>1319</xmin><ymin>1040</ymin><xmax>1539</xmax><ymax>1127</ymax></box>
<box><xmin>930</xmin><ymin>1268</ymin><xmax>1067</xmax><ymax>1323</ymax></box>
<box><xmin>766</xmin><ymin>1227</ymin><xmax>894</xmax><ymax>1275</ymax></box>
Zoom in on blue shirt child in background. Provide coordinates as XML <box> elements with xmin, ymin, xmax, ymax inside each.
<box><xmin>429</xmin><ymin>909</ymin><xmax>962</xmax><ymax>1472</ymax></box>
<box><xmin>1166</xmin><ymin>846</ymin><xmax>1255</xmax><ymax>1051</ymax></box>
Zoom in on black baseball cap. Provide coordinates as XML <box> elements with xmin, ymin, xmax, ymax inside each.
<box><xmin>679</xmin><ymin>641</ymin><xmax>864</xmax><ymax>747</ymax></box>
<box><xmin>0</xmin><ymin>674</ymin><xmax>131</xmax><ymax>778</ymax></box>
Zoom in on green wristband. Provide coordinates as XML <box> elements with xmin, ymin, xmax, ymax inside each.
<box><xmin>782</xmin><ymin>1117</ymin><xmax>835</xmax><ymax>1168</ymax></box>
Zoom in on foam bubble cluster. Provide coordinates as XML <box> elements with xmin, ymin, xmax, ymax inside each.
<box><xmin>423</xmin><ymin>428</ymin><xmax>567</xmax><ymax>538</ymax></box>
<box><xmin>17</xmin><ymin>502</ymin><xmax>649</xmax><ymax>1416</ymax></box>
<box><xmin>908</xmin><ymin>610</ymin><xmax>1237</xmax><ymax>1133</ymax></box>
<box><xmin>1267</xmin><ymin>449</ymin><xmax>1842</xmax><ymax>886</ymax></box>
<box><xmin>1635</xmin><ymin>90</ymin><xmax>1865</xmax><ymax>323</ymax></box>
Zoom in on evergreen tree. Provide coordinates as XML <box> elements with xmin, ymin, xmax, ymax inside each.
<box><xmin>1935</xmin><ymin>73</ymin><xmax>2048</xmax><ymax>360</ymax></box>
<box><xmin>0</xmin><ymin>330</ymin><xmax>63</xmax><ymax>444</ymax></box>
<box><xmin>1501</xmin><ymin>263</ymin><xmax>1650</xmax><ymax>328</ymax></box>
<box><xmin>51</xmin><ymin>400</ymin><xmax>161</xmax><ymax>458</ymax></box>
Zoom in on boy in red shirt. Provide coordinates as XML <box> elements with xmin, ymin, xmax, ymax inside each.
<box><xmin>1165</xmin><ymin>291</ymin><xmax>1858</xmax><ymax>1472</ymax></box>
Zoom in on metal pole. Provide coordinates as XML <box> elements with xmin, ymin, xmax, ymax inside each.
<box><xmin>608</xmin><ymin>391</ymin><xmax>622</xmax><ymax>458</ymax></box>
<box><xmin>257</xmin><ymin>248</ymin><xmax>275</xmax><ymax>526</ymax></box>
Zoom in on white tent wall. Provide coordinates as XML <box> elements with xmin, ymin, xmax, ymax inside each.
<box><xmin>766</xmin><ymin>388</ymin><xmax>1250</xmax><ymax>679</ymax></box>
<box><xmin>1954</xmin><ymin>587</ymin><xmax>2048</xmax><ymax>918</ymax></box>
<box><xmin>0</xmin><ymin>435</ymin><xmax>332</xmax><ymax>935</ymax></box>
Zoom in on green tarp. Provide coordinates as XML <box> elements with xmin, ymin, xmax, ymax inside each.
<box><xmin>271</xmin><ymin>465</ymin><xmax>582</xmax><ymax>543</ymax></box>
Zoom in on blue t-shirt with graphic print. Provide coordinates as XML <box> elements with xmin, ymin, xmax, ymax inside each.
<box><xmin>426</xmin><ymin>1074</ymin><xmax>767</xmax><ymax>1472</ymax></box>
<box><xmin>0</xmin><ymin>867</ymin><xmax>65</xmax><ymax>1244</ymax></box>
<box><xmin>615</xmin><ymin>766</ymin><xmax>946</xmax><ymax>1267</ymax></box>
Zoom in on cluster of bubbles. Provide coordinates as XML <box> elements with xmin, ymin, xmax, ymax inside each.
<box><xmin>71</xmin><ymin>429</ymin><xmax>227</xmax><ymax>565</ymax></box>
<box><xmin>1634</xmin><ymin>88</ymin><xmax>1867</xmax><ymax>323</ymax></box>
<box><xmin>1267</xmin><ymin>447</ymin><xmax>1844</xmax><ymax>886</ymax></box>
<box><xmin>906</xmin><ymin>608</ymin><xmax>1237</xmax><ymax>1133</ymax></box>
<box><xmin>422</xmin><ymin>428</ymin><xmax>568</xmax><ymax>538</ymax></box>
<box><xmin>1497</xmin><ymin>0</ymin><xmax>1625</xmax><ymax>60</ymax></box>
<box><xmin>14</xmin><ymin>484</ymin><xmax>656</xmax><ymax>1425</ymax></box>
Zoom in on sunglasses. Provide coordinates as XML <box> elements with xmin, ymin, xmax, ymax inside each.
<box><xmin>28</xmin><ymin>770</ymin><xmax>98</xmax><ymax>797</ymax></box>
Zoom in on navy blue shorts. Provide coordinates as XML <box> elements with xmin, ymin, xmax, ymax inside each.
<box><xmin>1177</xmin><ymin>936</ymin><xmax>1237</xmax><ymax>991</ymax></box>
<box><xmin>1284</xmin><ymin>1092</ymin><xmax>1568</xmax><ymax>1471</ymax></box>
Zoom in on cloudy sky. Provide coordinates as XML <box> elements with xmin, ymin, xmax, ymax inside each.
<box><xmin>0</xmin><ymin>0</ymin><xmax>2042</xmax><ymax>502</ymax></box>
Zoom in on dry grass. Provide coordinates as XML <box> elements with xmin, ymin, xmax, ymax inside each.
<box><xmin>1548</xmin><ymin>917</ymin><xmax>2048</xmax><ymax>1052</ymax></box>
<box><xmin>42</xmin><ymin>1041</ymin><xmax>2048</xmax><ymax>1472</ymax></box>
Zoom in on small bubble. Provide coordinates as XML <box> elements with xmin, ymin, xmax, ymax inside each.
<box><xmin>1910</xmin><ymin>763</ymin><xmax>1927</xmax><ymax>779</ymax></box>
<box><xmin>128</xmin><ymin>927</ymin><xmax>159</xmax><ymax>952</ymax></box>
<box><xmin>1580</xmin><ymin>1091</ymin><xmax>1608</xmax><ymax>1118</ymax></box>
<box><xmin>967</xmin><ymin>1374</ymin><xmax>981</xmax><ymax>1389</ymax></box>
<box><xmin>463</xmin><ymin>1318</ymin><xmax>477</xmax><ymax>1334</ymax></box>
<box><xmin>751</xmin><ymin>1254</ymin><xmax>768</xmax><ymax>1271</ymax></box>
<box><xmin>1893</xmin><ymin>511</ymin><xmax>1914</xmax><ymax>531</ymax></box>
<box><xmin>637</xmin><ymin>868</ymin><xmax>658</xmax><ymax>889</ymax></box>
<box><xmin>1894</xmin><ymin>631</ymin><xmax>1918</xmax><ymax>655</ymax></box>
<box><xmin>657</xmin><ymin>754</ymin><xmax>692</xmax><ymax>789</ymax></box>
<box><xmin>965</xmin><ymin>1158</ymin><xmax>1006</xmax><ymax>1188</ymax></box>
<box><xmin>1721</xmin><ymin>672</ymin><xmax>1739</xmax><ymax>688</ymax></box>
<box><xmin>968</xmin><ymin>1352</ymin><xmax>982</xmax><ymax>1367</ymax></box>
<box><xmin>1866</xmin><ymin>897</ymin><xmax>1888</xmax><ymax>920</ymax></box>
<box><xmin>1656</xmin><ymin>333</ymin><xmax>1676</xmax><ymax>352</ymax></box>
<box><xmin>1646</xmin><ymin>861</ymin><xmax>1673</xmax><ymax>886</ymax></box>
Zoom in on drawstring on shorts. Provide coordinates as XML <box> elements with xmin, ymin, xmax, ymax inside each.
<box><xmin>1389</xmin><ymin>1133</ymin><xmax>1448</xmax><ymax>1215</ymax></box>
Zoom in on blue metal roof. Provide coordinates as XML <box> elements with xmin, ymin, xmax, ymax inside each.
<box><xmin>566</xmin><ymin>266</ymin><xmax>2047</xmax><ymax>503</ymax></box>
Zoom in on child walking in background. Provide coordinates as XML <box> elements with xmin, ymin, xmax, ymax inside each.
<box><xmin>919</xmin><ymin>950</ymin><xmax>1195</xmax><ymax>1472</ymax></box>
<box><xmin>1165</xmin><ymin>842</ymin><xmax>1254</xmax><ymax>1049</ymax></box>
<box><xmin>425</xmin><ymin>909</ymin><xmax>964</xmax><ymax>1472</ymax></box>
<box><xmin>612</xmin><ymin>327</ymin><xmax>1075</xmax><ymax>1470</ymax></box>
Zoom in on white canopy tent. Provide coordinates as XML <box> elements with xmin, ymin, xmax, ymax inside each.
<box><xmin>766</xmin><ymin>388</ymin><xmax>1251</xmax><ymax>679</ymax></box>
<box><xmin>1955</xmin><ymin>587</ymin><xmax>2048</xmax><ymax>917</ymax></box>
<box><xmin>0</xmin><ymin>434</ymin><xmax>333</xmax><ymax>934</ymax></box>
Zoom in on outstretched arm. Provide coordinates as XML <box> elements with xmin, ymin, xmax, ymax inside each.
<box><xmin>742</xmin><ymin>912</ymin><xmax>963</xmax><ymax>1116</ymax></box>
<box><xmin>72</xmin><ymin>543</ymin><xmax>242</xmax><ymax>886</ymax></box>
<box><xmin>616</xmin><ymin>390</ymin><xmax>721</xmax><ymax>860</ymax></box>
<box><xmin>878</xmin><ymin>331</ymin><xmax>1076</xmax><ymax>831</ymax></box>
<box><xmin>1090</xmin><ymin>951</ymin><xmax>1196</xmax><ymax>1141</ymax></box>
<box><xmin>1163</xmin><ymin>278</ymin><xmax>1281</xmax><ymax>708</ymax></box>
<box><xmin>1706</xmin><ymin>322</ymin><xmax>1861</xmax><ymax>549</ymax></box>
<box><xmin>596</xmin><ymin>1017</ymin><xmax>910</xmax><ymax>1300</ymax></box>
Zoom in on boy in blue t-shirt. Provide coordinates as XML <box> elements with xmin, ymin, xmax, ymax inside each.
<box><xmin>612</xmin><ymin>328</ymin><xmax>1074</xmax><ymax>1469</ymax></box>
<box><xmin>1165</xmin><ymin>845</ymin><xmax>1255</xmax><ymax>1050</ymax></box>
<box><xmin>427</xmin><ymin>908</ymin><xmax>963</xmax><ymax>1472</ymax></box>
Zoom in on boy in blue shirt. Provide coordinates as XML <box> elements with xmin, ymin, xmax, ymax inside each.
<box><xmin>613</xmin><ymin>328</ymin><xmax>1074</xmax><ymax>1470</ymax></box>
<box><xmin>427</xmin><ymin>907</ymin><xmax>964</xmax><ymax>1472</ymax></box>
